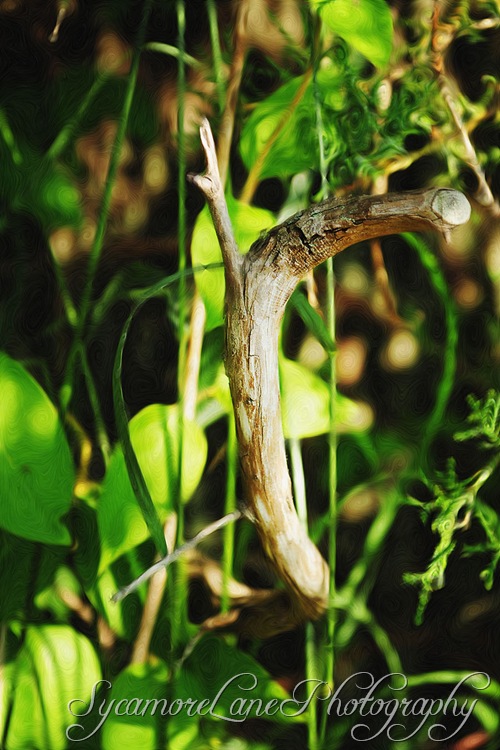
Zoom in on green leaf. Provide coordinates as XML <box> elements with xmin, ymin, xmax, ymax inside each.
<box><xmin>5</xmin><ymin>626</ymin><xmax>101</xmax><ymax>750</ymax></box>
<box><xmin>173</xmin><ymin>634</ymin><xmax>305</xmax><ymax>725</ymax></box>
<box><xmin>240</xmin><ymin>74</ymin><xmax>318</xmax><ymax>181</ymax></box>
<box><xmin>101</xmin><ymin>662</ymin><xmax>170</xmax><ymax>750</ymax></box>
<box><xmin>100</xmin><ymin>662</ymin><xmax>204</xmax><ymax>749</ymax></box>
<box><xmin>0</xmin><ymin>529</ymin><xmax>66</xmax><ymax>622</ymax></box>
<box><xmin>279</xmin><ymin>356</ymin><xmax>373</xmax><ymax>439</ymax></box>
<box><xmin>191</xmin><ymin>198</ymin><xmax>274</xmax><ymax>330</ymax></box>
<box><xmin>97</xmin><ymin>404</ymin><xmax>207</xmax><ymax>573</ymax></box>
<box><xmin>0</xmin><ymin>352</ymin><xmax>74</xmax><ymax>544</ymax></box>
<box><xmin>314</xmin><ymin>0</ymin><xmax>393</xmax><ymax>68</ymax></box>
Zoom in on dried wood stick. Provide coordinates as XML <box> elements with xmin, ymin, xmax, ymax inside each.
<box><xmin>190</xmin><ymin>118</ymin><xmax>471</xmax><ymax>625</ymax></box>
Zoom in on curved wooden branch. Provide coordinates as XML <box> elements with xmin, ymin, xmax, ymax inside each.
<box><xmin>191</xmin><ymin>119</ymin><xmax>471</xmax><ymax>628</ymax></box>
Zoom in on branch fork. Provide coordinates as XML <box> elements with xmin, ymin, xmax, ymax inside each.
<box><xmin>190</xmin><ymin>118</ymin><xmax>471</xmax><ymax>631</ymax></box>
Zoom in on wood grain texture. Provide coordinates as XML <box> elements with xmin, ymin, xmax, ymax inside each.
<box><xmin>191</xmin><ymin>119</ymin><xmax>471</xmax><ymax>631</ymax></box>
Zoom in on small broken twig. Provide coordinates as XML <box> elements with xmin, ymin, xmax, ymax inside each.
<box><xmin>112</xmin><ymin>510</ymin><xmax>242</xmax><ymax>603</ymax></box>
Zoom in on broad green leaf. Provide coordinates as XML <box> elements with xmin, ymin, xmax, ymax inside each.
<box><xmin>191</xmin><ymin>198</ymin><xmax>274</xmax><ymax>330</ymax></box>
<box><xmin>101</xmin><ymin>662</ymin><xmax>170</xmax><ymax>750</ymax></box>
<box><xmin>0</xmin><ymin>352</ymin><xmax>74</xmax><ymax>544</ymax></box>
<box><xmin>97</xmin><ymin>403</ymin><xmax>207</xmax><ymax>573</ymax></box>
<box><xmin>313</xmin><ymin>0</ymin><xmax>393</xmax><ymax>69</ymax></box>
<box><xmin>6</xmin><ymin>626</ymin><xmax>101</xmax><ymax>750</ymax></box>
<box><xmin>100</xmin><ymin>662</ymin><xmax>230</xmax><ymax>750</ymax></box>
<box><xmin>239</xmin><ymin>65</ymin><xmax>347</xmax><ymax>183</ymax></box>
<box><xmin>240</xmin><ymin>74</ymin><xmax>318</xmax><ymax>181</ymax></box>
<box><xmin>279</xmin><ymin>357</ymin><xmax>373</xmax><ymax>438</ymax></box>
<box><xmin>167</xmin><ymin>719</ymin><xmax>199</xmax><ymax>750</ymax></box>
<box><xmin>173</xmin><ymin>634</ymin><xmax>306</xmax><ymax>725</ymax></box>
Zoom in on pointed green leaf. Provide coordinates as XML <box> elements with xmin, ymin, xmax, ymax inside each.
<box><xmin>240</xmin><ymin>74</ymin><xmax>318</xmax><ymax>181</ymax></box>
<box><xmin>0</xmin><ymin>353</ymin><xmax>74</xmax><ymax>544</ymax></box>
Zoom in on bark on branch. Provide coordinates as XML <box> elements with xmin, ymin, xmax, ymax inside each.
<box><xmin>190</xmin><ymin>118</ymin><xmax>471</xmax><ymax>629</ymax></box>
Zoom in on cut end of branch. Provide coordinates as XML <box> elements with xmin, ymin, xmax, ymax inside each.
<box><xmin>431</xmin><ymin>189</ymin><xmax>471</xmax><ymax>227</ymax></box>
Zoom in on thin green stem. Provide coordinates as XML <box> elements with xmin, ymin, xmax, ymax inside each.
<box><xmin>289</xmin><ymin>437</ymin><xmax>318</xmax><ymax>750</ymax></box>
<box><xmin>337</xmin><ymin>489</ymin><xmax>401</xmax><ymax>606</ymax></box>
<box><xmin>52</xmin><ymin>258</ymin><xmax>78</xmax><ymax>329</ymax></box>
<box><xmin>221</xmin><ymin>412</ymin><xmax>237</xmax><ymax>613</ymax></box>
<box><xmin>80</xmin><ymin>346</ymin><xmax>110</xmax><ymax>463</ymax></box>
<box><xmin>143</xmin><ymin>42</ymin><xmax>201</xmax><ymax>69</ymax></box>
<box><xmin>46</xmin><ymin>73</ymin><xmax>110</xmax><ymax>162</ymax></box>
<box><xmin>113</xmin><ymin>310</ymin><xmax>169</xmax><ymax>560</ymax></box>
<box><xmin>0</xmin><ymin>108</ymin><xmax>22</xmax><ymax>165</ymax></box>
<box><xmin>171</xmin><ymin>0</ymin><xmax>189</xmax><ymax>656</ymax></box>
<box><xmin>313</xmin><ymin>16</ymin><xmax>337</xmax><ymax>745</ymax></box>
<box><xmin>402</xmin><ymin>233</ymin><xmax>458</xmax><ymax>470</ymax></box>
<box><xmin>175</xmin><ymin>0</ymin><xmax>187</xmax><ymax>535</ymax></box>
<box><xmin>207</xmin><ymin>0</ymin><xmax>225</xmax><ymax>113</ymax></box>
<box><xmin>290</xmin><ymin>438</ymin><xmax>307</xmax><ymax>525</ymax></box>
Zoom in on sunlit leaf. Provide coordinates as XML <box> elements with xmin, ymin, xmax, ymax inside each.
<box><xmin>97</xmin><ymin>403</ymin><xmax>207</xmax><ymax>573</ymax></box>
<box><xmin>280</xmin><ymin>356</ymin><xmax>373</xmax><ymax>439</ymax></box>
<box><xmin>313</xmin><ymin>0</ymin><xmax>393</xmax><ymax>69</ymax></box>
<box><xmin>191</xmin><ymin>198</ymin><xmax>274</xmax><ymax>330</ymax></box>
<box><xmin>101</xmin><ymin>662</ymin><xmax>170</xmax><ymax>750</ymax></box>
<box><xmin>240</xmin><ymin>74</ymin><xmax>318</xmax><ymax>181</ymax></box>
<box><xmin>6</xmin><ymin>626</ymin><xmax>101</xmax><ymax>750</ymax></box>
<box><xmin>0</xmin><ymin>352</ymin><xmax>74</xmax><ymax>544</ymax></box>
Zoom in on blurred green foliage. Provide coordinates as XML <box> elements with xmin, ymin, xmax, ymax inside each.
<box><xmin>1</xmin><ymin>0</ymin><xmax>500</xmax><ymax>749</ymax></box>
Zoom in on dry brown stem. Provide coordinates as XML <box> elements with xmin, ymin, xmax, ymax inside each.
<box><xmin>130</xmin><ymin>514</ymin><xmax>177</xmax><ymax>664</ymax></box>
<box><xmin>190</xmin><ymin>118</ymin><xmax>471</xmax><ymax>630</ymax></box>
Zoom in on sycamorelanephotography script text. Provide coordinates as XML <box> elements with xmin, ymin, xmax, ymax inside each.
<box><xmin>66</xmin><ymin>670</ymin><xmax>489</xmax><ymax>743</ymax></box>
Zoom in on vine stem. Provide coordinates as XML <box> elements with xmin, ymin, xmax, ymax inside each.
<box><xmin>312</xmin><ymin>16</ymin><xmax>337</xmax><ymax>744</ymax></box>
